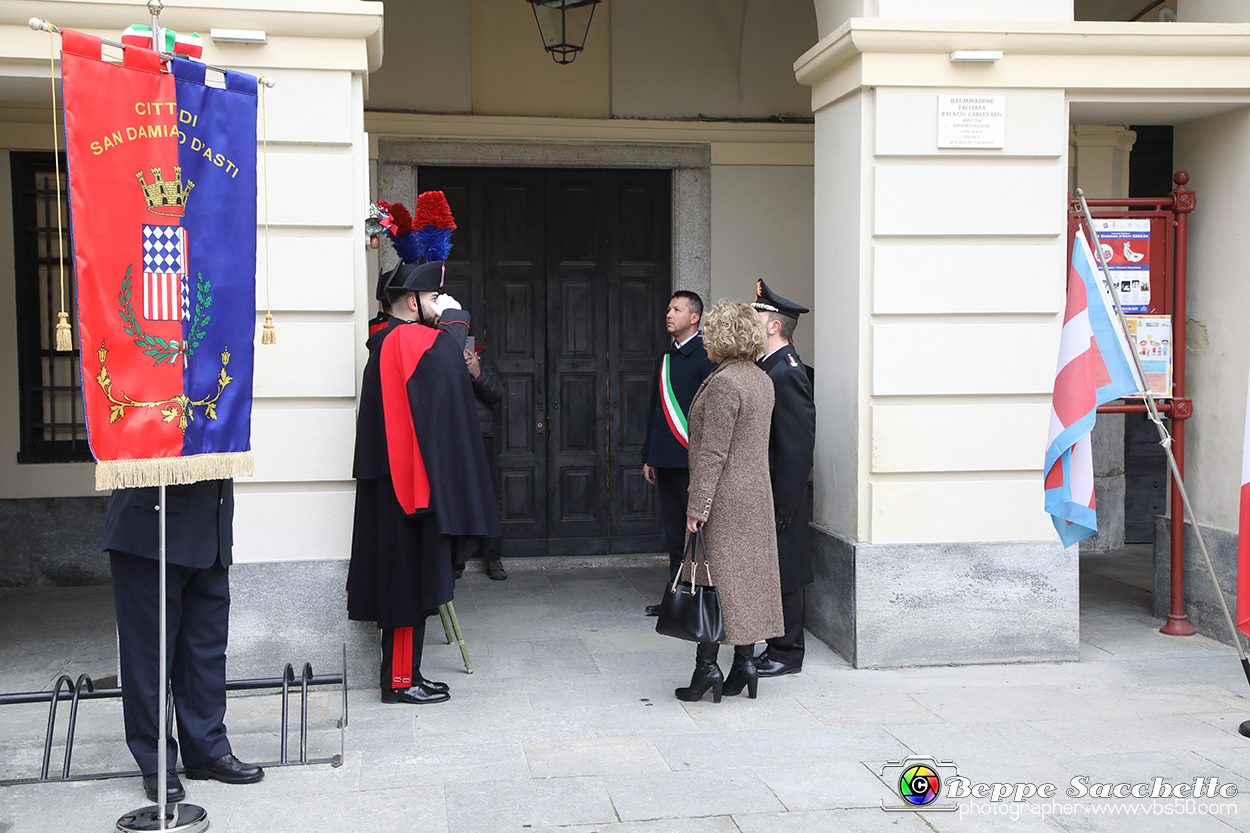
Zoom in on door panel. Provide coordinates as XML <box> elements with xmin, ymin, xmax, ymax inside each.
<box><xmin>487</xmin><ymin>170</ymin><xmax>547</xmax><ymax>546</ymax></box>
<box><xmin>608</xmin><ymin>171</ymin><xmax>672</xmax><ymax>548</ymax></box>
<box><xmin>416</xmin><ymin>166</ymin><xmax>670</xmax><ymax>556</ymax></box>
<box><xmin>545</xmin><ymin>170</ymin><xmax>609</xmax><ymax>549</ymax></box>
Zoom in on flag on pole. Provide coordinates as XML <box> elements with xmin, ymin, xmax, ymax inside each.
<box><xmin>1044</xmin><ymin>232</ymin><xmax>1140</xmax><ymax>547</ymax></box>
<box><xmin>121</xmin><ymin>24</ymin><xmax>204</xmax><ymax>58</ymax></box>
<box><xmin>60</xmin><ymin>30</ymin><xmax>257</xmax><ymax>490</ymax></box>
<box><xmin>1237</xmin><ymin>362</ymin><xmax>1250</xmax><ymax>637</ymax></box>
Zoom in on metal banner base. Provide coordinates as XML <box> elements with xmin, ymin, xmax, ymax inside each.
<box><xmin>116</xmin><ymin>803</ymin><xmax>208</xmax><ymax>833</ymax></box>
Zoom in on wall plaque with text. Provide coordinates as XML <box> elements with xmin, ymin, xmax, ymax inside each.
<box><xmin>937</xmin><ymin>95</ymin><xmax>1005</xmax><ymax>148</ymax></box>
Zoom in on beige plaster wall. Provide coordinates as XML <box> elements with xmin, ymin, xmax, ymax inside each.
<box><xmin>469</xmin><ymin>0</ymin><xmax>611</xmax><ymax>119</ymax></box>
<box><xmin>369</xmin><ymin>0</ymin><xmax>815</xmax><ymax>121</ymax></box>
<box><xmin>811</xmin><ymin>91</ymin><xmax>865</xmax><ymax>540</ymax></box>
<box><xmin>710</xmin><ymin>165</ymin><xmax>815</xmax><ymax>362</ymax></box>
<box><xmin>611</xmin><ymin>0</ymin><xmax>815</xmax><ymax>120</ymax></box>
<box><xmin>1173</xmin><ymin>106</ymin><xmax>1250</xmax><ymax>533</ymax></box>
<box><xmin>368</xmin><ymin>0</ymin><xmax>471</xmax><ymax>114</ymax></box>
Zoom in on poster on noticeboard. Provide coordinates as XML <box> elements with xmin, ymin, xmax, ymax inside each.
<box><xmin>1089</xmin><ymin>218</ymin><xmax>1151</xmax><ymax>314</ymax></box>
<box><xmin>1126</xmin><ymin>315</ymin><xmax>1172</xmax><ymax>398</ymax></box>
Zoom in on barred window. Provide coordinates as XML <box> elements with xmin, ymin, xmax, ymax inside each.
<box><xmin>11</xmin><ymin>151</ymin><xmax>90</xmax><ymax>463</ymax></box>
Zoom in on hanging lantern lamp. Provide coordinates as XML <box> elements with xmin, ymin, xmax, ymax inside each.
<box><xmin>527</xmin><ymin>0</ymin><xmax>600</xmax><ymax>65</ymax></box>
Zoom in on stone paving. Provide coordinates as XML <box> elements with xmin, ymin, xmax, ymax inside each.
<box><xmin>4</xmin><ymin>547</ymin><xmax>1250</xmax><ymax>831</ymax></box>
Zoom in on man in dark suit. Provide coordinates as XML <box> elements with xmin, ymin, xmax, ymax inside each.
<box><xmin>641</xmin><ymin>290</ymin><xmax>717</xmax><ymax>615</ymax></box>
<box><xmin>751</xmin><ymin>279</ymin><xmax>817</xmax><ymax>676</ymax></box>
<box><xmin>466</xmin><ymin>341</ymin><xmax>507</xmax><ymax>580</ymax></box>
<box><xmin>105</xmin><ymin>478</ymin><xmax>264</xmax><ymax>804</ymax></box>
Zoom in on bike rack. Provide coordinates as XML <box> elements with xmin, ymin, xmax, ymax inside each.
<box><xmin>0</xmin><ymin>644</ymin><xmax>349</xmax><ymax>787</ymax></box>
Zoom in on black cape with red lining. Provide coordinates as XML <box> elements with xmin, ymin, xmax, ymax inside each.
<box><xmin>347</xmin><ymin>310</ymin><xmax>501</xmax><ymax>630</ymax></box>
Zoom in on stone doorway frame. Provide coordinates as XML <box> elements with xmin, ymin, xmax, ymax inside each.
<box><xmin>375</xmin><ymin>138</ymin><xmax>711</xmax><ymax>302</ymax></box>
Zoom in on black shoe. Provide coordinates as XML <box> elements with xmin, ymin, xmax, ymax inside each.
<box><xmin>723</xmin><ymin>648</ymin><xmax>759</xmax><ymax>699</ymax></box>
<box><xmin>645</xmin><ymin>604</ymin><xmax>661</xmax><ymax>616</ymax></box>
<box><xmin>453</xmin><ymin>567</ymin><xmax>464</xmax><ymax>580</ymax></box>
<box><xmin>381</xmin><ymin>681</ymin><xmax>450</xmax><ymax>704</ymax></box>
<box><xmin>419</xmin><ymin>676</ymin><xmax>449</xmax><ymax>694</ymax></box>
<box><xmin>485</xmin><ymin>559</ymin><xmax>508</xmax><ymax>580</ymax></box>
<box><xmin>142</xmin><ymin>770</ymin><xmax>185</xmax><ymax>803</ymax></box>
<box><xmin>184</xmin><ymin>753</ymin><xmax>265</xmax><ymax>785</ymax></box>
<box><xmin>754</xmin><ymin>653</ymin><xmax>801</xmax><ymax>677</ymax></box>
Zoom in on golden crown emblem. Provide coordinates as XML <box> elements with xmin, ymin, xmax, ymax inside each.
<box><xmin>135</xmin><ymin>166</ymin><xmax>195</xmax><ymax>217</ymax></box>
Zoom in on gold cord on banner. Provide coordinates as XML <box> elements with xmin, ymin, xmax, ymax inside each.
<box><xmin>259</xmin><ymin>77</ymin><xmax>275</xmax><ymax>345</ymax></box>
<box><xmin>48</xmin><ymin>24</ymin><xmax>72</xmax><ymax>352</ymax></box>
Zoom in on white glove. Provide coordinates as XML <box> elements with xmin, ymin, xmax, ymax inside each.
<box><xmin>431</xmin><ymin>294</ymin><xmax>461</xmax><ymax>315</ymax></box>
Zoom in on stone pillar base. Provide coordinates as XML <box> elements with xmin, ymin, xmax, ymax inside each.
<box><xmin>806</xmin><ymin>526</ymin><xmax>1079</xmax><ymax>668</ymax></box>
<box><xmin>1153</xmin><ymin>516</ymin><xmax>1246</xmax><ymax>649</ymax></box>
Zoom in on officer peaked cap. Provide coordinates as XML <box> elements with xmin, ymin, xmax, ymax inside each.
<box><xmin>752</xmin><ymin>278</ymin><xmax>808</xmax><ymax>319</ymax></box>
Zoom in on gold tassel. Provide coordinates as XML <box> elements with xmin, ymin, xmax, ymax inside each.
<box><xmin>55</xmin><ymin>311</ymin><xmax>72</xmax><ymax>351</ymax></box>
<box><xmin>261</xmin><ymin>313</ymin><xmax>276</xmax><ymax>344</ymax></box>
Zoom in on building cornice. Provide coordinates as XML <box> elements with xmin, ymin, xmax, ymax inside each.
<box><xmin>795</xmin><ymin>19</ymin><xmax>1250</xmax><ymax>110</ymax></box>
<box><xmin>1</xmin><ymin>0</ymin><xmax>384</xmax><ymax>70</ymax></box>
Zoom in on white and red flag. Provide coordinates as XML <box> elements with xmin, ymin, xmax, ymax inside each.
<box><xmin>1044</xmin><ymin>232</ymin><xmax>1140</xmax><ymax>547</ymax></box>
<box><xmin>1237</xmin><ymin>364</ymin><xmax>1250</xmax><ymax>637</ymax></box>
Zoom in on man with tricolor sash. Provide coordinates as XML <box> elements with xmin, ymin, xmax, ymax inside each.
<box><xmin>641</xmin><ymin>291</ymin><xmax>717</xmax><ymax>615</ymax></box>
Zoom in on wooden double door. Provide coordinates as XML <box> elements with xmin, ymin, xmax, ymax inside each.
<box><xmin>419</xmin><ymin>167</ymin><xmax>672</xmax><ymax>556</ymax></box>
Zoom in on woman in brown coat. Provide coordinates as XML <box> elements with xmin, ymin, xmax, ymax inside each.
<box><xmin>674</xmin><ymin>300</ymin><xmax>783</xmax><ymax>703</ymax></box>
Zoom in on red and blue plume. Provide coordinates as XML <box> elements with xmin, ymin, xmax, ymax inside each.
<box><xmin>412</xmin><ymin>191</ymin><xmax>457</xmax><ymax>263</ymax></box>
<box><xmin>372</xmin><ymin>191</ymin><xmax>457</xmax><ymax>264</ymax></box>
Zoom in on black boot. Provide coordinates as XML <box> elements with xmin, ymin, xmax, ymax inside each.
<box><xmin>675</xmin><ymin>642</ymin><xmax>723</xmax><ymax>703</ymax></box>
<box><xmin>722</xmin><ymin>645</ymin><xmax>758</xmax><ymax>699</ymax></box>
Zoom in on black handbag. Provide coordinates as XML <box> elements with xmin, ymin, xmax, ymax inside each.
<box><xmin>655</xmin><ymin>528</ymin><xmax>726</xmax><ymax>644</ymax></box>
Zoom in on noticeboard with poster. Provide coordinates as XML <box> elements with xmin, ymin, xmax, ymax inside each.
<box><xmin>1126</xmin><ymin>315</ymin><xmax>1172</xmax><ymax>398</ymax></box>
<box><xmin>1089</xmin><ymin>218</ymin><xmax>1151</xmax><ymax>314</ymax></box>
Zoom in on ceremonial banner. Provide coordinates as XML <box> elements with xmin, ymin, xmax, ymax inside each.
<box><xmin>60</xmin><ymin>31</ymin><xmax>257</xmax><ymax>489</ymax></box>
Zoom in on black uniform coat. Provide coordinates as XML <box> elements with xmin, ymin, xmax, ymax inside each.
<box><xmin>104</xmin><ymin>479</ymin><xmax>233</xmax><ymax>568</ymax></box>
<box><xmin>758</xmin><ymin>344</ymin><xmax>817</xmax><ymax>593</ymax></box>
<box><xmin>348</xmin><ymin>310</ymin><xmax>502</xmax><ymax>629</ymax></box>
<box><xmin>640</xmin><ymin>334</ymin><xmax>717</xmax><ymax>469</ymax></box>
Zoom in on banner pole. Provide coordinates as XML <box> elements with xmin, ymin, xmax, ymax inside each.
<box><xmin>1076</xmin><ymin>190</ymin><xmax>1250</xmax><ymax>687</ymax></box>
<box><xmin>157</xmin><ymin>481</ymin><xmax>167</xmax><ymax>830</ymax></box>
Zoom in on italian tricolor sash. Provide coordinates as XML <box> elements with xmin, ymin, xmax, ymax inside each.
<box><xmin>659</xmin><ymin>353</ymin><xmax>689</xmax><ymax>449</ymax></box>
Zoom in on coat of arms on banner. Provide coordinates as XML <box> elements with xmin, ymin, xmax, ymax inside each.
<box><xmin>100</xmin><ymin>165</ymin><xmax>228</xmax><ymax>426</ymax></box>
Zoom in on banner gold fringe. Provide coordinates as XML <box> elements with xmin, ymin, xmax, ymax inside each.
<box><xmin>94</xmin><ymin>451</ymin><xmax>255</xmax><ymax>491</ymax></box>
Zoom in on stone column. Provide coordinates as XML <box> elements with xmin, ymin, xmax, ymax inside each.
<box><xmin>1070</xmin><ymin>125</ymin><xmax>1136</xmax><ymax>552</ymax></box>
<box><xmin>796</xmin><ymin>14</ymin><xmax>1078</xmax><ymax>668</ymax></box>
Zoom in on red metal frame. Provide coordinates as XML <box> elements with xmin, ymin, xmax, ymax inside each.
<box><xmin>1067</xmin><ymin>171</ymin><xmax>1197</xmax><ymax>637</ymax></box>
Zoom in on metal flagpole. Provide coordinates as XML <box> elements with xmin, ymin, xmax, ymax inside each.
<box><xmin>1076</xmin><ymin>190</ymin><xmax>1250</xmax><ymax>711</ymax></box>
<box><xmin>117</xmin><ymin>6</ymin><xmax>207</xmax><ymax>831</ymax></box>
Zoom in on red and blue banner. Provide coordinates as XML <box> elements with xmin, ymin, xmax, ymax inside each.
<box><xmin>60</xmin><ymin>30</ymin><xmax>257</xmax><ymax>489</ymax></box>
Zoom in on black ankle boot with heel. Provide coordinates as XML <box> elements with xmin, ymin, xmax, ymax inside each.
<box><xmin>675</xmin><ymin>642</ymin><xmax>723</xmax><ymax>703</ymax></box>
<box><xmin>722</xmin><ymin>644</ymin><xmax>758</xmax><ymax>699</ymax></box>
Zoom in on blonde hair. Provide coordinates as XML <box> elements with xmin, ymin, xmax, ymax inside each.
<box><xmin>702</xmin><ymin>299</ymin><xmax>767</xmax><ymax>363</ymax></box>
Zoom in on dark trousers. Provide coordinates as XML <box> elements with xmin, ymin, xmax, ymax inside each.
<box><xmin>764</xmin><ymin>588</ymin><xmax>806</xmax><ymax>666</ymax></box>
<box><xmin>380</xmin><ymin>619</ymin><xmax>428</xmax><ymax>689</ymax></box>
<box><xmin>480</xmin><ymin>436</ymin><xmax>503</xmax><ymax>563</ymax></box>
<box><xmin>110</xmin><ymin>550</ymin><xmax>232</xmax><ymax>775</ymax></box>
<box><xmin>655</xmin><ymin>467</ymin><xmax>691</xmax><ymax>583</ymax></box>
